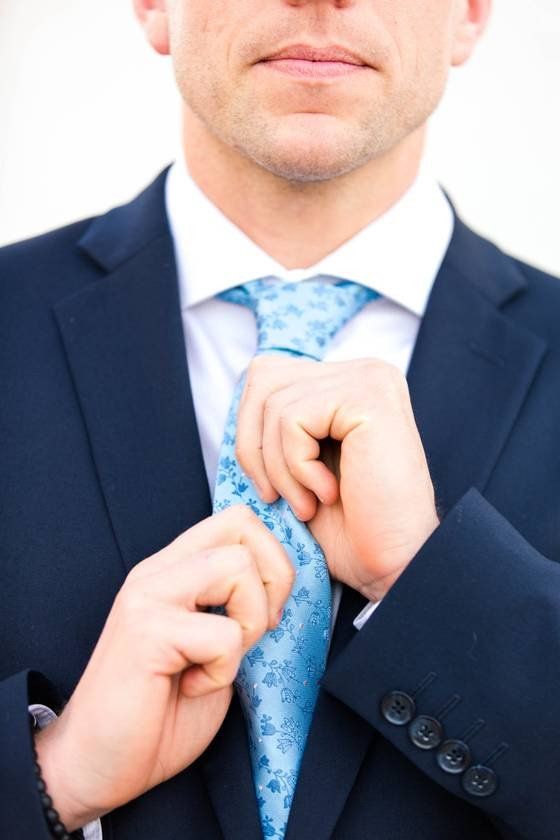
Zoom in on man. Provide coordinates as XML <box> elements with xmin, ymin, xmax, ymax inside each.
<box><xmin>1</xmin><ymin>0</ymin><xmax>559</xmax><ymax>838</ymax></box>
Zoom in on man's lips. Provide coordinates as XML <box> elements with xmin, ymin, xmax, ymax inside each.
<box><xmin>265</xmin><ymin>45</ymin><xmax>367</xmax><ymax>65</ymax></box>
<box><xmin>258</xmin><ymin>44</ymin><xmax>371</xmax><ymax>79</ymax></box>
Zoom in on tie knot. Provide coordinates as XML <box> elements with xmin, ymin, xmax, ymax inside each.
<box><xmin>219</xmin><ymin>276</ymin><xmax>379</xmax><ymax>360</ymax></box>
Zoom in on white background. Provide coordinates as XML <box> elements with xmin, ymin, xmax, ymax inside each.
<box><xmin>1</xmin><ymin>1</ymin><xmax>559</xmax><ymax>275</ymax></box>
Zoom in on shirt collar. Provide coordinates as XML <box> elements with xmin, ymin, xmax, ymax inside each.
<box><xmin>165</xmin><ymin>152</ymin><xmax>454</xmax><ymax>318</ymax></box>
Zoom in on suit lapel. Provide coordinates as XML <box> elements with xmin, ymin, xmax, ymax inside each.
<box><xmin>407</xmin><ymin>217</ymin><xmax>546</xmax><ymax>515</ymax></box>
<box><xmin>286</xmin><ymin>217</ymin><xmax>547</xmax><ymax>840</ymax></box>
<box><xmin>53</xmin><ymin>173</ymin><xmax>211</xmax><ymax>573</ymax></box>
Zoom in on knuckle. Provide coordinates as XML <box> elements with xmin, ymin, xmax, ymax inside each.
<box><xmin>229</xmin><ymin>544</ymin><xmax>253</xmax><ymax>573</ymax></box>
<box><xmin>221</xmin><ymin>618</ymin><xmax>244</xmax><ymax>657</ymax></box>
<box><xmin>118</xmin><ymin>579</ymin><xmax>150</xmax><ymax>621</ymax></box>
<box><xmin>250</xmin><ymin>354</ymin><xmax>268</xmax><ymax>371</ymax></box>
<box><xmin>245</xmin><ymin>613</ymin><xmax>268</xmax><ymax>645</ymax></box>
<box><xmin>256</xmin><ymin>609</ymin><xmax>269</xmax><ymax>637</ymax></box>
<box><xmin>209</xmin><ymin>673</ymin><xmax>232</xmax><ymax>692</ymax></box>
<box><xmin>281</xmin><ymin>559</ymin><xmax>297</xmax><ymax>587</ymax></box>
<box><xmin>384</xmin><ymin>361</ymin><xmax>405</xmax><ymax>383</ymax></box>
<box><xmin>365</xmin><ymin>359</ymin><xmax>403</xmax><ymax>391</ymax></box>
<box><xmin>284</xmin><ymin>446</ymin><xmax>304</xmax><ymax>475</ymax></box>
<box><xmin>140</xmin><ymin>614</ymin><xmax>168</xmax><ymax>655</ymax></box>
<box><xmin>278</xmin><ymin>408</ymin><xmax>293</xmax><ymax>430</ymax></box>
<box><xmin>386</xmin><ymin>368</ymin><xmax>408</xmax><ymax>400</ymax></box>
<box><xmin>124</xmin><ymin>563</ymin><xmax>142</xmax><ymax>583</ymax></box>
<box><xmin>291</xmin><ymin>464</ymin><xmax>308</xmax><ymax>487</ymax></box>
<box><xmin>361</xmin><ymin>357</ymin><xmax>385</xmax><ymax>380</ymax></box>
<box><xmin>234</xmin><ymin>439</ymin><xmax>251</xmax><ymax>470</ymax></box>
<box><xmin>226</xmin><ymin>502</ymin><xmax>257</xmax><ymax>525</ymax></box>
<box><xmin>246</xmin><ymin>354</ymin><xmax>268</xmax><ymax>383</ymax></box>
<box><xmin>264</xmin><ymin>392</ymin><xmax>283</xmax><ymax>417</ymax></box>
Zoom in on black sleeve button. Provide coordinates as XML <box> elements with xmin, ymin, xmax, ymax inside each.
<box><xmin>381</xmin><ymin>691</ymin><xmax>416</xmax><ymax>726</ymax></box>
<box><xmin>408</xmin><ymin>715</ymin><xmax>443</xmax><ymax>750</ymax></box>
<box><xmin>436</xmin><ymin>739</ymin><xmax>471</xmax><ymax>774</ymax></box>
<box><xmin>462</xmin><ymin>765</ymin><xmax>498</xmax><ymax>797</ymax></box>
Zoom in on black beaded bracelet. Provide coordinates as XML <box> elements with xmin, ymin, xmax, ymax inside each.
<box><xmin>29</xmin><ymin>713</ymin><xmax>84</xmax><ymax>840</ymax></box>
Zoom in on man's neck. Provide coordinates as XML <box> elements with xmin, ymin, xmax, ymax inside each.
<box><xmin>182</xmin><ymin>109</ymin><xmax>426</xmax><ymax>270</ymax></box>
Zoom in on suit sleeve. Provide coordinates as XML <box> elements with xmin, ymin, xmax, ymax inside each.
<box><xmin>322</xmin><ymin>488</ymin><xmax>560</xmax><ymax>840</ymax></box>
<box><xmin>0</xmin><ymin>669</ymin><xmax>64</xmax><ymax>838</ymax></box>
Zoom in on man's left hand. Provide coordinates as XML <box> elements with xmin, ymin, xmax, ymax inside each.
<box><xmin>235</xmin><ymin>356</ymin><xmax>440</xmax><ymax>603</ymax></box>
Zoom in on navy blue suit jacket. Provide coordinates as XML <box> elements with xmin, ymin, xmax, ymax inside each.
<box><xmin>1</xmin><ymin>171</ymin><xmax>560</xmax><ymax>840</ymax></box>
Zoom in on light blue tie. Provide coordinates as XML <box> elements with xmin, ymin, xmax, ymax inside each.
<box><xmin>214</xmin><ymin>277</ymin><xmax>379</xmax><ymax>839</ymax></box>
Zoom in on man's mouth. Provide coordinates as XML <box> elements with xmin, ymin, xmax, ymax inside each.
<box><xmin>259</xmin><ymin>44</ymin><xmax>370</xmax><ymax>80</ymax></box>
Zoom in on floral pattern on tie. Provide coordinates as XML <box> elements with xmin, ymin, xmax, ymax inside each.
<box><xmin>214</xmin><ymin>277</ymin><xmax>379</xmax><ymax>838</ymax></box>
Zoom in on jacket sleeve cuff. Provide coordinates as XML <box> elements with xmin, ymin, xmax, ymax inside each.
<box><xmin>322</xmin><ymin>487</ymin><xmax>560</xmax><ymax>840</ymax></box>
<box><xmin>0</xmin><ymin>670</ymin><xmax>64</xmax><ymax>838</ymax></box>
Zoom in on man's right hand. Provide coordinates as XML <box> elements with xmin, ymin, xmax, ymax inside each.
<box><xmin>34</xmin><ymin>506</ymin><xmax>294</xmax><ymax>831</ymax></box>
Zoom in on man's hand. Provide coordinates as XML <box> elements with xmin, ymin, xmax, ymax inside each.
<box><xmin>236</xmin><ymin>356</ymin><xmax>440</xmax><ymax>603</ymax></box>
<box><xmin>34</xmin><ymin>507</ymin><xmax>294</xmax><ymax>831</ymax></box>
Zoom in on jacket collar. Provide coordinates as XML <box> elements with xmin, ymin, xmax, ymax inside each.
<box><xmin>78</xmin><ymin>168</ymin><xmax>172</xmax><ymax>272</ymax></box>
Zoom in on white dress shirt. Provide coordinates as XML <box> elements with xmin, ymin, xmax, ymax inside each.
<box><xmin>166</xmin><ymin>154</ymin><xmax>453</xmax><ymax>629</ymax></box>
<box><xmin>33</xmin><ymin>157</ymin><xmax>453</xmax><ymax>840</ymax></box>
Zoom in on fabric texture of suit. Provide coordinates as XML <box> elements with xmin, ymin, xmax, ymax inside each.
<box><xmin>1</xmin><ymin>170</ymin><xmax>560</xmax><ymax>840</ymax></box>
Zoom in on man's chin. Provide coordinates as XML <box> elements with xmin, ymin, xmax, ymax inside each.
<box><xmin>262</xmin><ymin>162</ymin><xmax>360</xmax><ymax>184</ymax></box>
<box><xmin>245</xmin><ymin>137</ymin><xmax>372</xmax><ymax>184</ymax></box>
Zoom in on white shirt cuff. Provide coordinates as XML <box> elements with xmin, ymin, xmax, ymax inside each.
<box><xmin>28</xmin><ymin>704</ymin><xmax>103</xmax><ymax>840</ymax></box>
<box><xmin>353</xmin><ymin>599</ymin><xmax>382</xmax><ymax>630</ymax></box>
